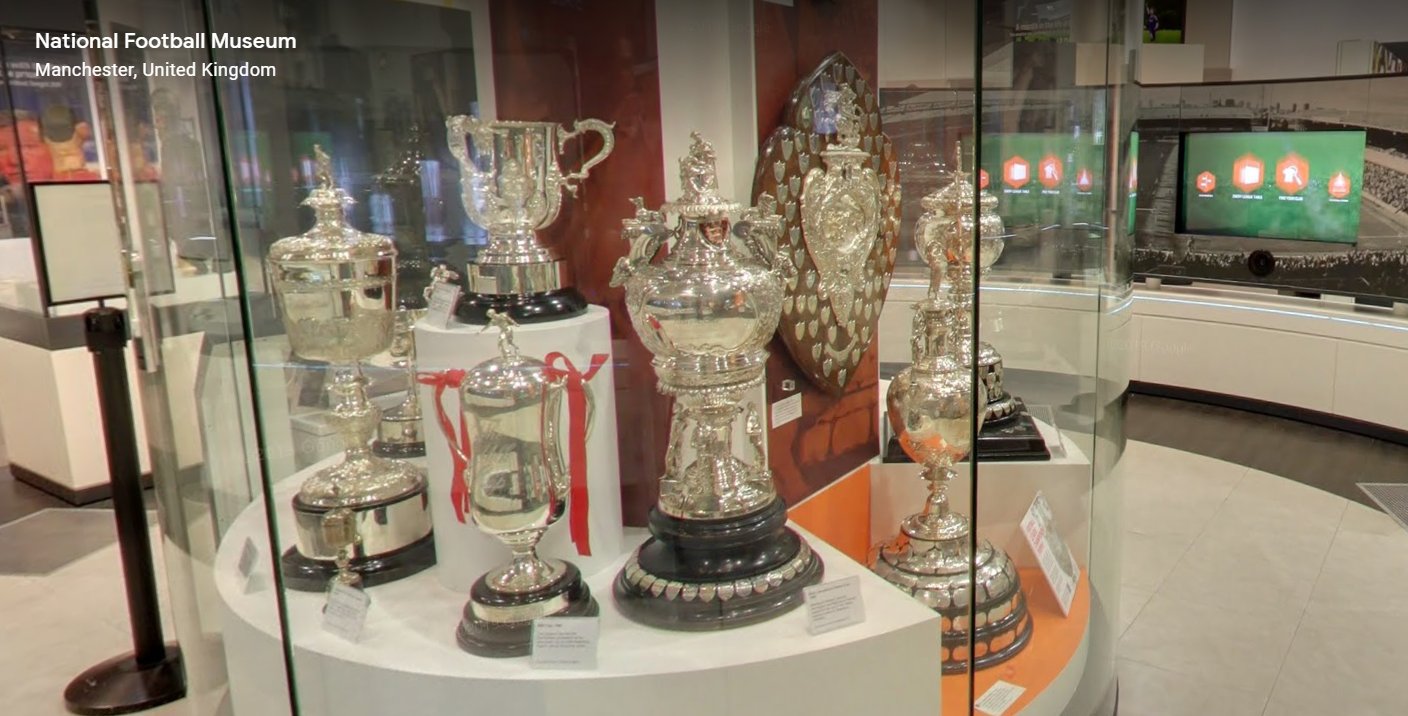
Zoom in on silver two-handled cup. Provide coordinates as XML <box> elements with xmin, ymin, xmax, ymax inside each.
<box><xmin>445</xmin><ymin>116</ymin><xmax>614</xmax><ymax>324</ymax></box>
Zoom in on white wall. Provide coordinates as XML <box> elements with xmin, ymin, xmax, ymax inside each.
<box><xmin>1230</xmin><ymin>0</ymin><xmax>1408</xmax><ymax>81</ymax></box>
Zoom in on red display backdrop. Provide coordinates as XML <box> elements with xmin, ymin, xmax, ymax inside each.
<box><xmin>489</xmin><ymin>0</ymin><xmax>669</xmax><ymax>524</ymax></box>
<box><xmin>754</xmin><ymin>0</ymin><xmax>882</xmax><ymax>506</ymax></box>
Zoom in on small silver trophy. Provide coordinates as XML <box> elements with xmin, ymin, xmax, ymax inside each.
<box><xmin>268</xmin><ymin>146</ymin><xmax>436</xmax><ymax>591</ymax></box>
<box><xmin>437</xmin><ymin>310</ymin><xmax>598</xmax><ymax>657</ymax></box>
<box><xmin>610</xmin><ymin>132</ymin><xmax>823</xmax><ymax>630</ymax></box>
<box><xmin>446</xmin><ymin>115</ymin><xmax>614</xmax><ymax>324</ymax></box>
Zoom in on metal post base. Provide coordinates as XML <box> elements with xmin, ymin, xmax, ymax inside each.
<box><xmin>64</xmin><ymin>644</ymin><xmax>184</xmax><ymax>716</ymax></box>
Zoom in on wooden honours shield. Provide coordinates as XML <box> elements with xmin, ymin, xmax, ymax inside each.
<box><xmin>752</xmin><ymin>52</ymin><xmax>899</xmax><ymax>395</ymax></box>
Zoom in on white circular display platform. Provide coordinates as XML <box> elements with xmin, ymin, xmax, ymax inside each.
<box><xmin>215</xmin><ymin>460</ymin><xmax>944</xmax><ymax>716</ymax></box>
<box><xmin>415</xmin><ymin>305</ymin><xmax>624</xmax><ymax>592</ymax></box>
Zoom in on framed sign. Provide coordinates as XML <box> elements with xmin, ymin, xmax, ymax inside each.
<box><xmin>27</xmin><ymin>180</ymin><xmax>127</xmax><ymax>307</ymax></box>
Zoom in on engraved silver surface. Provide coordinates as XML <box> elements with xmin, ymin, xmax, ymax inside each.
<box><xmin>800</xmin><ymin>84</ymin><xmax>881</xmax><ymax>322</ymax></box>
<box><xmin>618</xmin><ymin>541</ymin><xmax>815</xmax><ymax>603</ymax></box>
<box><xmin>446</xmin><ymin>116</ymin><xmax>614</xmax><ymax>296</ymax></box>
<box><xmin>611</xmin><ymin>132</ymin><xmax>792</xmax><ymax>520</ymax></box>
<box><xmin>441</xmin><ymin>311</ymin><xmax>589</xmax><ymax>602</ymax></box>
<box><xmin>268</xmin><ymin>146</ymin><xmax>430</xmax><ymax>562</ymax></box>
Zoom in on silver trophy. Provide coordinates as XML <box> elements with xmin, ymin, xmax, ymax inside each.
<box><xmin>875</xmin><ymin>146</ymin><xmax>1032</xmax><ymax>672</ymax></box>
<box><xmin>268</xmin><ymin>146</ymin><xmax>436</xmax><ymax>591</ymax></box>
<box><xmin>610</xmin><ymin>132</ymin><xmax>823</xmax><ymax>630</ymax></box>
<box><xmin>436</xmin><ymin>310</ymin><xmax>598</xmax><ymax>657</ymax></box>
<box><xmin>446</xmin><ymin>116</ymin><xmax>614</xmax><ymax>324</ymax></box>
<box><xmin>372</xmin><ymin>306</ymin><xmax>428</xmax><ymax>458</ymax></box>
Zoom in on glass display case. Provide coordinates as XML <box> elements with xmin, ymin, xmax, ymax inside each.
<box><xmin>96</xmin><ymin>1</ymin><xmax>1137</xmax><ymax>714</ymax></box>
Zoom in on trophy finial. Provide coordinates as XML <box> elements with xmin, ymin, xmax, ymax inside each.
<box><xmin>679</xmin><ymin>131</ymin><xmax>721</xmax><ymax>204</ymax></box>
<box><xmin>831</xmin><ymin>85</ymin><xmax>862</xmax><ymax>149</ymax></box>
<box><xmin>484</xmin><ymin>309</ymin><xmax>521</xmax><ymax>362</ymax></box>
<box><xmin>314</xmin><ymin>144</ymin><xmax>333</xmax><ymax>189</ymax></box>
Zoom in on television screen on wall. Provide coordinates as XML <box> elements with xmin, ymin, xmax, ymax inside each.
<box><xmin>1177</xmin><ymin>130</ymin><xmax>1366</xmax><ymax>243</ymax></box>
<box><xmin>979</xmin><ymin>133</ymin><xmax>1105</xmax><ymax>227</ymax></box>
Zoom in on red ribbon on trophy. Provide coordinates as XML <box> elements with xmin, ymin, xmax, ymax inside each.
<box><xmin>544</xmin><ymin>351</ymin><xmax>608</xmax><ymax>558</ymax></box>
<box><xmin>416</xmin><ymin>369</ymin><xmax>472</xmax><ymax>523</ymax></box>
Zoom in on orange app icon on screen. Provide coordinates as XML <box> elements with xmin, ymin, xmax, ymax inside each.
<box><xmin>979</xmin><ymin>169</ymin><xmax>990</xmax><ymax>189</ymax></box>
<box><xmin>1232</xmin><ymin>154</ymin><xmax>1264</xmax><ymax>193</ymax></box>
<box><xmin>1038</xmin><ymin>155</ymin><xmax>1064</xmax><ymax>189</ymax></box>
<box><xmin>1195</xmin><ymin>171</ymin><xmax>1216</xmax><ymax>193</ymax></box>
<box><xmin>1003</xmin><ymin>156</ymin><xmax>1030</xmax><ymax>188</ymax></box>
<box><xmin>1075</xmin><ymin>168</ymin><xmax>1094</xmax><ymax>192</ymax></box>
<box><xmin>1275</xmin><ymin>153</ymin><xmax>1309</xmax><ymax>194</ymax></box>
<box><xmin>1328</xmin><ymin>171</ymin><xmax>1352</xmax><ymax>199</ymax></box>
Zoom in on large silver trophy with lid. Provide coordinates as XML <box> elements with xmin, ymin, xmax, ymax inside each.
<box><xmin>435</xmin><ymin>310</ymin><xmax>598</xmax><ymax>657</ymax></box>
<box><xmin>268</xmin><ymin>146</ymin><xmax>436</xmax><ymax>591</ymax></box>
<box><xmin>446</xmin><ymin>115</ymin><xmax>614</xmax><ymax>324</ymax></box>
<box><xmin>610</xmin><ymin>132</ymin><xmax>823</xmax><ymax>630</ymax></box>
<box><xmin>876</xmin><ymin>146</ymin><xmax>1032</xmax><ymax>672</ymax></box>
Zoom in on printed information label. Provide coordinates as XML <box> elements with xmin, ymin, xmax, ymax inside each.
<box><xmin>531</xmin><ymin>617</ymin><xmax>600</xmax><ymax>670</ymax></box>
<box><xmin>803</xmin><ymin>576</ymin><xmax>866</xmax><ymax>635</ymax></box>
<box><xmin>322</xmin><ymin>582</ymin><xmax>370</xmax><ymax>643</ymax></box>
<box><xmin>771</xmin><ymin>392</ymin><xmax>802</xmax><ymax>428</ymax></box>
<box><xmin>1020</xmin><ymin>491</ymin><xmax>1079</xmax><ymax>616</ymax></box>
<box><xmin>975</xmin><ymin>680</ymin><xmax>1027</xmax><ymax>716</ymax></box>
<box><xmin>425</xmin><ymin>282</ymin><xmax>462</xmax><ymax>328</ymax></box>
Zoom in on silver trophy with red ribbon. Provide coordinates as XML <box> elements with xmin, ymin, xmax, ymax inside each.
<box><xmin>431</xmin><ymin>309</ymin><xmax>604</xmax><ymax>657</ymax></box>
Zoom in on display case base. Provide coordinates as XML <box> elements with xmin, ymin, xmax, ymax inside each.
<box><xmin>456</xmin><ymin>564</ymin><xmax>599</xmax><ymax>658</ymax></box>
<box><xmin>280</xmin><ymin>533</ymin><xmax>437</xmax><ymax>592</ymax></box>
<box><xmin>975</xmin><ymin>399</ymin><xmax>1052</xmax><ymax>461</ymax></box>
<box><xmin>454</xmin><ymin>287</ymin><xmax>588</xmax><ymax>325</ymax></box>
<box><xmin>613</xmin><ymin>500</ymin><xmax>824</xmax><ymax>631</ymax></box>
<box><xmin>63</xmin><ymin>644</ymin><xmax>184</xmax><ymax>716</ymax></box>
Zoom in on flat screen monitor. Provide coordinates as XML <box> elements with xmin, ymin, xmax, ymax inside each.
<box><xmin>1177</xmin><ymin>130</ymin><xmax>1366</xmax><ymax>243</ymax></box>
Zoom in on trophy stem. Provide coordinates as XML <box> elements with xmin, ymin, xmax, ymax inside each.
<box><xmin>921</xmin><ymin>462</ymin><xmax>956</xmax><ymax>519</ymax></box>
<box><xmin>329</xmin><ymin>364</ymin><xmax>377</xmax><ymax>464</ymax></box>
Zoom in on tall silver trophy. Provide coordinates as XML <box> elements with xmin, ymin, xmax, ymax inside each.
<box><xmin>876</xmin><ymin>149</ymin><xmax>1032</xmax><ymax>672</ymax></box>
<box><xmin>610</xmin><ymin>132</ymin><xmax>823</xmax><ymax>630</ymax></box>
<box><xmin>436</xmin><ymin>311</ymin><xmax>599</xmax><ymax>657</ymax></box>
<box><xmin>446</xmin><ymin>116</ymin><xmax>614</xmax><ymax>324</ymax></box>
<box><xmin>269</xmin><ymin>146</ymin><xmax>436</xmax><ymax>591</ymax></box>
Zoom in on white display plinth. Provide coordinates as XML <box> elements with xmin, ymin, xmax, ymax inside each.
<box><xmin>215</xmin><ymin>462</ymin><xmax>943</xmax><ymax>716</ymax></box>
<box><xmin>415</xmin><ymin>306</ymin><xmax>624</xmax><ymax>591</ymax></box>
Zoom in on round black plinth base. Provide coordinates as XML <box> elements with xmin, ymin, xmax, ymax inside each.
<box><xmin>455</xmin><ymin>287</ymin><xmax>588</xmax><ymax>325</ymax></box>
<box><xmin>613</xmin><ymin>548</ymin><xmax>821</xmax><ymax>631</ymax></box>
<box><xmin>280</xmin><ymin>532</ymin><xmax>437</xmax><ymax>592</ymax></box>
<box><xmin>613</xmin><ymin>501</ymin><xmax>825</xmax><ymax>631</ymax></box>
<box><xmin>941</xmin><ymin>608</ymin><xmax>1035</xmax><ymax>674</ymax></box>
<box><xmin>371</xmin><ymin>439</ymin><xmax>425</xmax><ymax>459</ymax></box>
<box><xmin>64</xmin><ymin>644</ymin><xmax>184</xmax><ymax>715</ymax></box>
<box><xmin>456</xmin><ymin>564</ymin><xmax>598</xmax><ymax>658</ymax></box>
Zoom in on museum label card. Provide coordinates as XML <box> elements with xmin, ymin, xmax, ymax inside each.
<box><xmin>531</xmin><ymin>617</ymin><xmax>600</xmax><ymax>669</ymax></box>
<box><xmin>975</xmin><ymin>680</ymin><xmax>1026</xmax><ymax>716</ymax></box>
<box><xmin>1020</xmin><ymin>491</ymin><xmax>1078</xmax><ymax>616</ymax></box>
<box><xmin>322</xmin><ymin>582</ymin><xmax>371</xmax><ymax>643</ymax></box>
<box><xmin>771</xmin><ymin>392</ymin><xmax>802</xmax><ymax>428</ymax></box>
<box><xmin>803</xmin><ymin>575</ymin><xmax>865</xmax><ymax>635</ymax></box>
<box><xmin>425</xmin><ymin>282</ymin><xmax>461</xmax><ymax>329</ymax></box>
<box><xmin>236</xmin><ymin>539</ymin><xmax>263</xmax><ymax>594</ymax></box>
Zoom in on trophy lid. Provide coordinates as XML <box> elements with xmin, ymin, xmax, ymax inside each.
<box><xmin>269</xmin><ymin>145</ymin><xmax>396</xmax><ymax>266</ymax></box>
<box><xmin>461</xmin><ymin>310</ymin><xmax>553</xmax><ymax>405</ymax></box>
<box><xmin>662</xmin><ymin>132</ymin><xmax>743</xmax><ymax>218</ymax></box>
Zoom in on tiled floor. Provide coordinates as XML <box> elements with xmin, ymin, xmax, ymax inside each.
<box><xmin>3</xmin><ymin>440</ymin><xmax>1407</xmax><ymax>715</ymax></box>
<box><xmin>1116</xmin><ymin>440</ymin><xmax>1408</xmax><ymax>716</ymax></box>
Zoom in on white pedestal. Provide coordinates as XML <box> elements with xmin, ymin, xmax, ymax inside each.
<box><xmin>215</xmin><ymin>465</ymin><xmax>943</xmax><ymax>716</ymax></box>
<box><xmin>414</xmin><ymin>306</ymin><xmax>625</xmax><ymax>592</ymax></box>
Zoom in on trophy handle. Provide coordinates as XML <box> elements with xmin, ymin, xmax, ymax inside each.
<box><xmin>610</xmin><ymin>197</ymin><xmax>670</xmax><ymax>287</ymax></box>
<box><xmin>557</xmin><ymin>119</ymin><xmax>616</xmax><ymax>194</ymax></box>
<box><xmin>735</xmin><ymin>193</ymin><xmax>793</xmax><ymax>277</ymax></box>
<box><xmin>541</xmin><ymin>371</ymin><xmax>595</xmax><ymax>501</ymax></box>
<box><xmin>445</xmin><ymin>115</ymin><xmax>494</xmax><ymax>228</ymax></box>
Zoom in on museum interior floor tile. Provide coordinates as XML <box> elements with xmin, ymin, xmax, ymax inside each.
<box><xmin>2</xmin><ymin>437</ymin><xmax>1406</xmax><ymax>714</ymax></box>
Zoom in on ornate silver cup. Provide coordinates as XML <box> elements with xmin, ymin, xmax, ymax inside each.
<box><xmin>876</xmin><ymin>301</ymin><xmax>1033</xmax><ymax>673</ymax></box>
<box><xmin>436</xmin><ymin>310</ymin><xmax>598</xmax><ymax>657</ymax></box>
<box><xmin>446</xmin><ymin>116</ymin><xmax>614</xmax><ymax>324</ymax></box>
<box><xmin>268</xmin><ymin>146</ymin><xmax>435</xmax><ymax>591</ymax></box>
<box><xmin>372</xmin><ymin>306</ymin><xmax>428</xmax><ymax>459</ymax></box>
<box><xmin>610</xmin><ymin>132</ymin><xmax>823</xmax><ymax>630</ymax></box>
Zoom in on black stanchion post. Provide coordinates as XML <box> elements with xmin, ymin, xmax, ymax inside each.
<box><xmin>64</xmin><ymin>308</ymin><xmax>186</xmax><ymax>715</ymax></box>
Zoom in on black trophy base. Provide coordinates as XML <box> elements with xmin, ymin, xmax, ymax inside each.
<box><xmin>613</xmin><ymin>499</ymin><xmax>824</xmax><ymax>631</ymax></box>
<box><xmin>455</xmin><ymin>287</ymin><xmax>589</xmax><ymax>325</ymax></box>
<box><xmin>280</xmin><ymin>532</ymin><xmax>437</xmax><ymax>592</ymax></box>
<box><xmin>371</xmin><ymin>439</ymin><xmax>426</xmax><ymax>459</ymax></box>
<box><xmin>976</xmin><ymin>398</ymin><xmax>1051</xmax><ymax>461</ymax></box>
<box><xmin>63</xmin><ymin>644</ymin><xmax>184</xmax><ymax>715</ymax></box>
<box><xmin>456</xmin><ymin>563</ymin><xmax>598</xmax><ymax>658</ymax></box>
